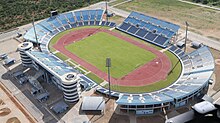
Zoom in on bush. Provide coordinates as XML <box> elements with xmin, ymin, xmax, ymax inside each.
<box><xmin>0</xmin><ymin>0</ymin><xmax>102</xmax><ymax>32</ymax></box>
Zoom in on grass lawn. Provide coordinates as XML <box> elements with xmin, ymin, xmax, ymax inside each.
<box><xmin>86</xmin><ymin>73</ymin><xmax>103</xmax><ymax>84</ymax></box>
<box><xmin>104</xmin><ymin>51</ymin><xmax>182</xmax><ymax>93</ymax></box>
<box><xmin>65</xmin><ymin>32</ymin><xmax>156</xmax><ymax>78</ymax></box>
<box><xmin>116</xmin><ymin>0</ymin><xmax>220</xmax><ymax>41</ymax></box>
<box><xmin>54</xmin><ymin>52</ymin><xmax>68</xmax><ymax>61</ymax></box>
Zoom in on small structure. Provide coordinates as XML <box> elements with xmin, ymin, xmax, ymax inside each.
<box><xmin>0</xmin><ymin>53</ymin><xmax>8</xmax><ymax>60</ymax></box>
<box><xmin>36</xmin><ymin>91</ymin><xmax>49</xmax><ymax>102</ymax></box>
<box><xmin>4</xmin><ymin>58</ymin><xmax>15</xmax><ymax>65</ymax></box>
<box><xmin>28</xmin><ymin>76</ymin><xmax>43</xmax><ymax>91</ymax></box>
<box><xmin>191</xmin><ymin>41</ymin><xmax>202</xmax><ymax>48</ymax></box>
<box><xmin>13</xmin><ymin>71</ymin><xmax>24</xmax><ymax>78</ymax></box>
<box><xmin>81</xmin><ymin>96</ymin><xmax>105</xmax><ymax>114</ymax></box>
<box><xmin>50</xmin><ymin>101</ymin><xmax>68</xmax><ymax>114</ymax></box>
<box><xmin>18</xmin><ymin>76</ymin><xmax>28</xmax><ymax>84</ymax></box>
<box><xmin>202</xmin><ymin>94</ymin><xmax>214</xmax><ymax>103</ymax></box>
<box><xmin>51</xmin><ymin>10</ymin><xmax>58</xmax><ymax>17</ymax></box>
<box><xmin>30</xmin><ymin>87</ymin><xmax>40</xmax><ymax>95</ymax></box>
<box><xmin>17</xmin><ymin>42</ymin><xmax>33</xmax><ymax>66</ymax></box>
<box><xmin>176</xmin><ymin>41</ymin><xmax>185</xmax><ymax>48</ymax></box>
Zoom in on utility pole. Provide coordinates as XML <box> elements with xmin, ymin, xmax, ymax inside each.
<box><xmin>106</xmin><ymin>58</ymin><xmax>111</xmax><ymax>98</ymax></box>
<box><xmin>184</xmin><ymin>21</ymin><xmax>189</xmax><ymax>53</ymax></box>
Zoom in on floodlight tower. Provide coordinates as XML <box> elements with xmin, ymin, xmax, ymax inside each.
<box><xmin>184</xmin><ymin>21</ymin><xmax>189</xmax><ymax>53</ymax></box>
<box><xmin>32</xmin><ymin>18</ymin><xmax>40</xmax><ymax>51</ymax></box>
<box><xmin>106</xmin><ymin>58</ymin><xmax>111</xmax><ymax>98</ymax></box>
<box><xmin>105</xmin><ymin>0</ymin><xmax>108</xmax><ymax>22</ymax></box>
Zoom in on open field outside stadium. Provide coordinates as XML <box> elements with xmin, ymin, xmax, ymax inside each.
<box><xmin>50</xmin><ymin>26</ymin><xmax>182</xmax><ymax>93</ymax></box>
<box><xmin>114</xmin><ymin>0</ymin><xmax>220</xmax><ymax>41</ymax></box>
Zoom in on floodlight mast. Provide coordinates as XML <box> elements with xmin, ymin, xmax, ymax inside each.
<box><xmin>106</xmin><ymin>58</ymin><xmax>111</xmax><ymax>98</ymax></box>
<box><xmin>105</xmin><ymin>0</ymin><xmax>108</xmax><ymax>22</ymax></box>
<box><xmin>184</xmin><ymin>21</ymin><xmax>189</xmax><ymax>53</ymax></box>
<box><xmin>32</xmin><ymin>18</ymin><xmax>40</xmax><ymax>51</ymax></box>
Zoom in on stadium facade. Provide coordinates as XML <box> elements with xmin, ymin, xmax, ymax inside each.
<box><xmin>21</xmin><ymin>9</ymin><xmax>214</xmax><ymax>115</ymax></box>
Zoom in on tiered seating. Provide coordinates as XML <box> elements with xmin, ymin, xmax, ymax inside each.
<box><xmin>24</xmin><ymin>9</ymin><xmax>117</xmax><ymax>53</ymax></box>
<box><xmin>117</xmin><ymin>11</ymin><xmax>180</xmax><ymax>48</ymax></box>
<box><xmin>96</xmin><ymin>87</ymin><xmax>120</xmax><ymax>98</ymax></box>
<box><xmin>115</xmin><ymin>46</ymin><xmax>214</xmax><ymax>108</ymax></box>
<box><xmin>169</xmin><ymin>45</ymin><xmax>185</xmax><ymax>57</ymax></box>
<box><xmin>116</xmin><ymin>93</ymin><xmax>173</xmax><ymax>105</ymax></box>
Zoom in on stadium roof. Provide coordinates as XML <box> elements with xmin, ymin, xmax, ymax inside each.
<box><xmin>81</xmin><ymin>96</ymin><xmax>105</xmax><ymax>111</ymax></box>
<box><xmin>26</xmin><ymin>51</ymin><xmax>76</xmax><ymax>78</ymax></box>
<box><xmin>116</xmin><ymin>93</ymin><xmax>173</xmax><ymax>105</ymax></box>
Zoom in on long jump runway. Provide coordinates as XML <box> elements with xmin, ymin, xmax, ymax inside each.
<box><xmin>53</xmin><ymin>28</ymin><xmax>171</xmax><ymax>86</ymax></box>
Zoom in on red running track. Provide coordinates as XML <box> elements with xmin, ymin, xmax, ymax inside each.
<box><xmin>53</xmin><ymin>28</ymin><xmax>171</xmax><ymax>86</ymax></box>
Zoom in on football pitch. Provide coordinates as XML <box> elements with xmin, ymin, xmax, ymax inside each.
<box><xmin>65</xmin><ymin>32</ymin><xmax>156</xmax><ymax>78</ymax></box>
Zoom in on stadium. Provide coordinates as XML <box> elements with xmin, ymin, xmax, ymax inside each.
<box><xmin>19</xmin><ymin>9</ymin><xmax>214</xmax><ymax>115</ymax></box>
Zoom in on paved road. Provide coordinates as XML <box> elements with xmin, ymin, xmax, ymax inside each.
<box><xmin>178</xmin><ymin>0</ymin><xmax>220</xmax><ymax>11</ymax></box>
<box><xmin>187</xmin><ymin>31</ymin><xmax>220</xmax><ymax>50</ymax></box>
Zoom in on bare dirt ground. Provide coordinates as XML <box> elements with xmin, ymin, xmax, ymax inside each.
<box><xmin>137</xmin><ymin>115</ymin><xmax>165</xmax><ymax>123</ymax></box>
<box><xmin>6</xmin><ymin>117</ymin><xmax>21</xmax><ymax>123</ymax></box>
<box><xmin>213</xmin><ymin>63</ymin><xmax>220</xmax><ymax>91</ymax></box>
<box><xmin>0</xmin><ymin>84</ymin><xmax>31</xmax><ymax>123</ymax></box>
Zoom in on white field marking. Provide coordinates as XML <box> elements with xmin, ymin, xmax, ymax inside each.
<box><xmin>109</xmin><ymin>27</ymin><xmax>115</xmax><ymax>31</ymax></box>
<box><xmin>100</xmin><ymin>81</ymin><xmax>108</xmax><ymax>86</ymax></box>
<box><xmin>160</xmin><ymin>47</ymin><xmax>169</xmax><ymax>52</ymax></box>
<box><xmin>52</xmin><ymin>50</ymin><xmax>60</xmax><ymax>54</ymax></box>
<box><xmin>84</xmin><ymin>71</ymin><xmax>91</xmax><ymax>75</ymax></box>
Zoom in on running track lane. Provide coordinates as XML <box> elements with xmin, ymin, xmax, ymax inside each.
<box><xmin>53</xmin><ymin>28</ymin><xmax>171</xmax><ymax>86</ymax></box>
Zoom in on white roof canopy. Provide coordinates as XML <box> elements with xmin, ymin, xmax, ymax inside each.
<box><xmin>82</xmin><ymin>96</ymin><xmax>105</xmax><ymax>111</ymax></box>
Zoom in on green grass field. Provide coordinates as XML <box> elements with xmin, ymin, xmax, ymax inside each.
<box><xmin>51</xmin><ymin>26</ymin><xmax>182</xmax><ymax>93</ymax></box>
<box><xmin>65</xmin><ymin>32</ymin><xmax>156</xmax><ymax>78</ymax></box>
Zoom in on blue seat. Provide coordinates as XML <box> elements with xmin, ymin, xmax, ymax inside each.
<box><xmin>127</xmin><ymin>25</ymin><xmax>138</xmax><ymax>34</ymax></box>
<box><xmin>119</xmin><ymin>22</ymin><xmax>130</xmax><ymax>31</ymax></box>
<box><xmin>144</xmin><ymin>32</ymin><xmax>157</xmax><ymax>41</ymax></box>
<box><xmin>101</xmin><ymin>21</ymin><xmax>106</xmax><ymax>26</ymax></box>
<box><xmin>169</xmin><ymin>45</ymin><xmax>177</xmax><ymax>52</ymax></box>
<box><xmin>78</xmin><ymin>22</ymin><xmax>83</xmax><ymax>26</ymax></box>
<box><xmin>154</xmin><ymin>35</ymin><xmax>168</xmax><ymax>45</ymax></box>
<box><xmin>70</xmin><ymin>23</ymin><xmax>77</xmax><ymax>28</ymax></box>
<box><xmin>84</xmin><ymin>21</ymin><xmax>88</xmax><ymax>26</ymax></box>
<box><xmin>39</xmin><ymin>20</ymin><xmax>54</xmax><ymax>32</ymax></box>
<box><xmin>74</xmin><ymin>11</ymin><xmax>82</xmax><ymax>21</ymax></box>
<box><xmin>95</xmin><ymin>21</ymin><xmax>100</xmax><ymax>25</ymax></box>
<box><xmin>82</xmin><ymin>10</ymin><xmax>89</xmax><ymax>21</ymax></box>
<box><xmin>96</xmin><ymin>10</ymin><xmax>103</xmax><ymax>21</ymax></box>
<box><xmin>65</xmin><ymin>12</ymin><xmax>75</xmax><ymax>23</ymax></box>
<box><xmin>57</xmin><ymin>14</ymin><xmax>68</xmax><ymax>25</ymax></box>
<box><xmin>89</xmin><ymin>10</ymin><xmax>96</xmax><ymax>20</ymax></box>
<box><xmin>175</xmin><ymin>49</ymin><xmax>182</xmax><ymax>54</ymax></box>
<box><xmin>136</xmin><ymin>29</ymin><xmax>148</xmax><ymax>37</ymax></box>
<box><xmin>105</xmin><ymin>22</ymin><xmax>110</xmax><ymax>26</ymax></box>
<box><xmin>109</xmin><ymin>22</ymin><xmax>116</xmax><ymax>27</ymax></box>
<box><xmin>90</xmin><ymin>21</ymin><xmax>95</xmax><ymax>25</ymax></box>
